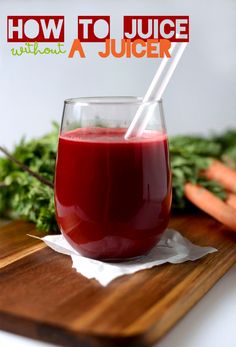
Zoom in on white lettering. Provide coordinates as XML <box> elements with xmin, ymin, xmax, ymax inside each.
<box><xmin>93</xmin><ymin>19</ymin><xmax>109</xmax><ymax>39</ymax></box>
<box><xmin>24</xmin><ymin>19</ymin><xmax>40</xmax><ymax>39</ymax></box>
<box><xmin>160</xmin><ymin>19</ymin><xmax>174</xmax><ymax>39</ymax></box>
<box><xmin>41</xmin><ymin>19</ymin><xmax>63</xmax><ymax>39</ymax></box>
<box><xmin>176</xmin><ymin>19</ymin><xmax>188</xmax><ymax>39</ymax></box>
<box><xmin>79</xmin><ymin>19</ymin><xmax>93</xmax><ymax>39</ymax></box>
<box><xmin>8</xmin><ymin>19</ymin><xmax>23</xmax><ymax>39</ymax></box>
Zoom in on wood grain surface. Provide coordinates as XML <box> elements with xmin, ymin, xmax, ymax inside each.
<box><xmin>0</xmin><ymin>213</ymin><xmax>236</xmax><ymax>347</ymax></box>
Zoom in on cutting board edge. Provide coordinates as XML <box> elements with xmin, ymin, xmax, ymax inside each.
<box><xmin>1</xmin><ymin>215</ymin><xmax>236</xmax><ymax>347</ymax></box>
<box><xmin>0</xmin><ymin>256</ymin><xmax>235</xmax><ymax>347</ymax></box>
<box><xmin>137</xmin><ymin>255</ymin><xmax>236</xmax><ymax>346</ymax></box>
<box><xmin>0</xmin><ymin>310</ymin><xmax>149</xmax><ymax>347</ymax></box>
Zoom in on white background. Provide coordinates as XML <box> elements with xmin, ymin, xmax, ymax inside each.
<box><xmin>0</xmin><ymin>1</ymin><xmax>236</xmax><ymax>347</ymax></box>
<box><xmin>0</xmin><ymin>0</ymin><xmax>236</xmax><ymax>149</ymax></box>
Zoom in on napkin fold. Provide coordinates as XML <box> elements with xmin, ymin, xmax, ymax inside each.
<box><xmin>31</xmin><ymin>229</ymin><xmax>217</xmax><ymax>286</ymax></box>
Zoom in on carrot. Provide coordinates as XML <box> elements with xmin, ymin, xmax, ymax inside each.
<box><xmin>226</xmin><ymin>193</ymin><xmax>236</xmax><ymax>210</ymax></box>
<box><xmin>184</xmin><ymin>182</ymin><xmax>236</xmax><ymax>232</ymax></box>
<box><xmin>203</xmin><ymin>159</ymin><xmax>236</xmax><ymax>193</ymax></box>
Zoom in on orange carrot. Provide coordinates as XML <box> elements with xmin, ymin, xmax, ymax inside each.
<box><xmin>184</xmin><ymin>182</ymin><xmax>236</xmax><ymax>232</ymax></box>
<box><xmin>203</xmin><ymin>159</ymin><xmax>236</xmax><ymax>193</ymax></box>
<box><xmin>226</xmin><ymin>193</ymin><xmax>236</xmax><ymax>210</ymax></box>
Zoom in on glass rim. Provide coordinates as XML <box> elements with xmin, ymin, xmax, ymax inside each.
<box><xmin>64</xmin><ymin>96</ymin><xmax>163</xmax><ymax>106</ymax></box>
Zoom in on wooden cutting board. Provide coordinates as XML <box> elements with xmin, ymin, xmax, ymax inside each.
<box><xmin>0</xmin><ymin>213</ymin><xmax>236</xmax><ymax>347</ymax></box>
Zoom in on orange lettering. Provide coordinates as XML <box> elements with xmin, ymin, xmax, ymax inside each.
<box><xmin>146</xmin><ymin>39</ymin><xmax>159</xmax><ymax>58</ymax></box>
<box><xmin>159</xmin><ymin>39</ymin><xmax>171</xmax><ymax>58</ymax></box>
<box><xmin>68</xmin><ymin>39</ymin><xmax>85</xmax><ymax>58</ymax></box>
<box><xmin>111</xmin><ymin>39</ymin><xmax>126</xmax><ymax>58</ymax></box>
<box><xmin>132</xmin><ymin>39</ymin><xmax>146</xmax><ymax>58</ymax></box>
<box><xmin>98</xmin><ymin>39</ymin><xmax>110</xmax><ymax>58</ymax></box>
<box><xmin>126</xmin><ymin>39</ymin><xmax>131</xmax><ymax>58</ymax></box>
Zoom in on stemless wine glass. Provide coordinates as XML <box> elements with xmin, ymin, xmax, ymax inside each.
<box><xmin>55</xmin><ymin>97</ymin><xmax>172</xmax><ymax>261</ymax></box>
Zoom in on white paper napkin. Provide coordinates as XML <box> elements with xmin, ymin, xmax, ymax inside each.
<box><xmin>30</xmin><ymin>229</ymin><xmax>217</xmax><ymax>286</ymax></box>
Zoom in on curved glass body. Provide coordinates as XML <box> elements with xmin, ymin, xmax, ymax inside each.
<box><xmin>55</xmin><ymin>97</ymin><xmax>172</xmax><ymax>260</ymax></box>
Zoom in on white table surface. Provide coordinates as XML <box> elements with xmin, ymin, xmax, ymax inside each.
<box><xmin>0</xmin><ymin>264</ymin><xmax>235</xmax><ymax>347</ymax></box>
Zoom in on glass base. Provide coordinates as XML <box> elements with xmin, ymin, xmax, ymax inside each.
<box><xmin>101</xmin><ymin>254</ymin><xmax>145</xmax><ymax>263</ymax></box>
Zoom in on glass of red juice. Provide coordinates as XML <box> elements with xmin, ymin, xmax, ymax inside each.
<box><xmin>55</xmin><ymin>97</ymin><xmax>172</xmax><ymax>261</ymax></box>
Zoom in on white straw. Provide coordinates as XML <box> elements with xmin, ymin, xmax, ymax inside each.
<box><xmin>125</xmin><ymin>41</ymin><xmax>188</xmax><ymax>139</ymax></box>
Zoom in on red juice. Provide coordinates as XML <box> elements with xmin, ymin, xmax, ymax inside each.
<box><xmin>55</xmin><ymin>128</ymin><xmax>172</xmax><ymax>260</ymax></box>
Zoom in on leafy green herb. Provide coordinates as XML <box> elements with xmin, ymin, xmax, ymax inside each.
<box><xmin>0</xmin><ymin>122</ymin><xmax>58</xmax><ymax>232</ymax></box>
<box><xmin>169</xmin><ymin>135</ymin><xmax>227</xmax><ymax>208</ymax></box>
<box><xmin>0</xmin><ymin>124</ymin><xmax>236</xmax><ymax>233</ymax></box>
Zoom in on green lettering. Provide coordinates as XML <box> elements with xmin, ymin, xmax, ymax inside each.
<box><xmin>10</xmin><ymin>42</ymin><xmax>67</xmax><ymax>57</ymax></box>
